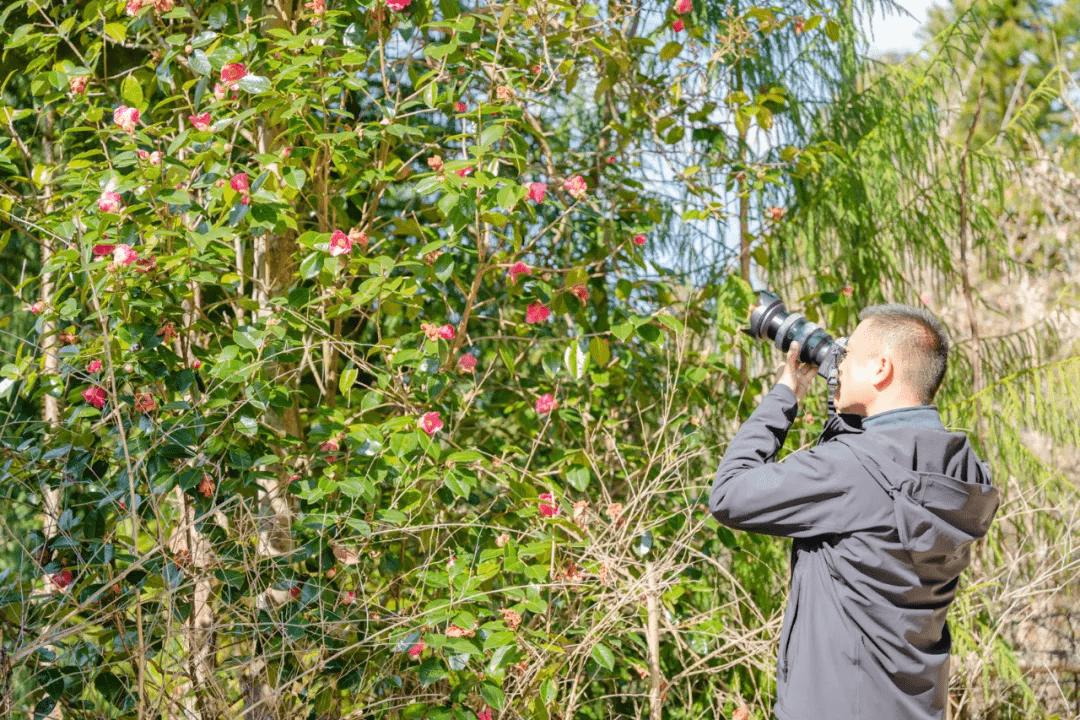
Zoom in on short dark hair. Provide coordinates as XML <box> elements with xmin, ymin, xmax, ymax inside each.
<box><xmin>857</xmin><ymin>304</ymin><xmax>949</xmax><ymax>404</ymax></box>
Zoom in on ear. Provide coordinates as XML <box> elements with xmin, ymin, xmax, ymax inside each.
<box><xmin>871</xmin><ymin>353</ymin><xmax>894</xmax><ymax>389</ymax></box>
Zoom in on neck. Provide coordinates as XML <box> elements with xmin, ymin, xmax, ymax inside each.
<box><xmin>864</xmin><ymin>393</ymin><xmax>926</xmax><ymax>417</ymax></box>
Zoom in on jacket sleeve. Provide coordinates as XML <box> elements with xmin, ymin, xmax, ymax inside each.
<box><xmin>709</xmin><ymin>384</ymin><xmax>886</xmax><ymax>538</ymax></box>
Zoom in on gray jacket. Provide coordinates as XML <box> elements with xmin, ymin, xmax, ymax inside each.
<box><xmin>710</xmin><ymin>385</ymin><xmax>999</xmax><ymax>720</ymax></box>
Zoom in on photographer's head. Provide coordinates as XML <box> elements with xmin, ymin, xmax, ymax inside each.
<box><xmin>835</xmin><ymin>305</ymin><xmax>949</xmax><ymax>417</ymax></box>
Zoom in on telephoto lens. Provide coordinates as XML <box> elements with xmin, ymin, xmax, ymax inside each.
<box><xmin>743</xmin><ymin>290</ymin><xmax>846</xmax><ymax>381</ymax></box>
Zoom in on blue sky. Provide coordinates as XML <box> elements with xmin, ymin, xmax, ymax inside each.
<box><xmin>862</xmin><ymin>0</ymin><xmax>939</xmax><ymax>55</ymax></box>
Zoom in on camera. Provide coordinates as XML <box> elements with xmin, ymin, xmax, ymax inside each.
<box><xmin>742</xmin><ymin>290</ymin><xmax>847</xmax><ymax>383</ymax></box>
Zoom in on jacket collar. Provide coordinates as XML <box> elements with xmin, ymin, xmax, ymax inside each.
<box><xmin>862</xmin><ymin>405</ymin><xmax>945</xmax><ymax>431</ymax></box>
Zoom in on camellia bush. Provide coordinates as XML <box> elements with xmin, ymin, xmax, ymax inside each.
<box><xmin>6</xmin><ymin>0</ymin><xmax>1072</xmax><ymax>719</ymax></box>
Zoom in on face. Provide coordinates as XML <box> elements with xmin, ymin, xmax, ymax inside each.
<box><xmin>834</xmin><ymin>320</ymin><xmax>886</xmax><ymax>416</ymax></box>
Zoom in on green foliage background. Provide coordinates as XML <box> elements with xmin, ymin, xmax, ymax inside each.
<box><xmin>1</xmin><ymin>0</ymin><xmax>1077</xmax><ymax>718</ymax></box>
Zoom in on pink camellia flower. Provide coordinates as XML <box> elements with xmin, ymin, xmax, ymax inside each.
<box><xmin>840</xmin><ymin>285</ymin><xmax>855</xmax><ymax>297</ymax></box>
<box><xmin>52</xmin><ymin>569</ymin><xmax>74</xmax><ymax>589</ymax></box>
<box><xmin>87</xmin><ymin>360</ymin><xmax>103</xmax><ymax>374</ymax></box>
<box><xmin>495</xmin><ymin>533</ymin><xmax>510</xmax><ymax>547</ymax></box>
<box><xmin>437</xmin><ymin>324</ymin><xmax>455</xmax><ymax>340</ymax></box>
<box><xmin>478</xmin><ymin>709</ymin><xmax>493</xmax><ymax>720</ymax></box>
<box><xmin>213</xmin><ymin>83</ymin><xmax>228</xmax><ymax>101</ymax></box>
<box><xmin>455</xmin><ymin>166</ymin><xmax>474</xmax><ymax>178</ymax></box>
<box><xmin>230</xmin><ymin>173</ymin><xmax>249</xmax><ymax>194</ymax></box>
<box><xmin>634</xmin><ymin>234</ymin><xmax>647</xmax><ymax>245</ymax></box>
<box><xmin>675</xmin><ymin>0</ymin><xmax>692</xmax><ymax>13</ymax></box>
<box><xmin>570</xmin><ymin>284</ymin><xmax>589</xmax><ymax>303</ymax></box>
<box><xmin>69</xmin><ymin>76</ymin><xmax>88</xmax><ymax>94</ymax></box>
<box><xmin>340</xmin><ymin>590</ymin><xmax>356</xmax><ymax>604</ymax></box>
<box><xmin>282</xmin><ymin>146</ymin><xmax>292</xmax><ymax>158</ymax></box>
<box><xmin>408</xmin><ymin>641</ymin><xmax>426</xmax><ymax>658</ymax></box>
<box><xmin>328</xmin><ymin>229</ymin><xmax>352</xmax><ymax>256</ymax></box>
<box><xmin>113</xmin><ymin>244</ymin><xmax>139</xmax><ymax>266</ymax></box>
<box><xmin>97</xmin><ymin>191</ymin><xmax>122</xmax><ymax>214</ymax></box>
<box><xmin>82</xmin><ymin>387</ymin><xmax>107</xmax><ymax>409</ymax></box>
<box><xmin>536</xmin><ymin>393</ymin><xmax>557</xmax><ymax>414</ymax></box>
<box><xmin>525</xmin><ymin>302</ymin><xmax>551</xmax><ymax>324</ymax></box>
<box><xmin>672</xmin><ymin>18</ymin><xmax>685</xmax><ymax>32</ymax></box>
<box><xmin>134</xmin><ymin>393</ymin><xmax>157</xmax><ymax>413</ymax></box>
<box><xmin>305</xmin><ymin>0</ymin><xmax>326</xmax><ymax>17</ymax></box>
<box><xmin>420</xmin><ymin>411</ymin><xmax>443</xmax><ymax>436</ymax></box>
<box><xmin>607</xmin><ymin>155</ymin><xmax>615</xmax><ymax>164</ymax></box>
<box><xmin>538</xmin><ymin>492</ymin><xmax>559</xmax><ymax>517</ymax></box>
<box><xmin>154</xmin><ymin>0</ymin><xmax>175</xmax><ymax>11</ymax></box>
<box><xmin>30</xmin><ymin>301</ymin><xmax>44</xmax><ymax>314</ymax></box>
<box><xmin>454</xmin><ymin>101</ymin><xmax>467</xmax><ymax>113</ymax></box>
<box><xmin>421</xmin><ymin>323</ymin><xmax>441</xmax><ymax>342</ymax></box>
<box><xmin>532</xmin><ymin>64</ymin><xmax>542</xmax><ymax>75</ymax></box>
<box><xmin>138</xmin><ymin>149</ymin><xmax>149</xmax><ymax>160</ymax></box>
<box><xmin>458</xmin><ymin>354</ymin><xmax>477</xmax><ymax>371</ymax></box>
<box><xmin>220</xmin><ymin>63</ymin><xmax>247</xmax><ymax>88</ymax></box>
<box><xmin>192</xmin><ymin>360</ymin><xmax>202</xmax><ymax>369</ymax></box>
<box><xmin>126</xmin><ymin>0</ymin><xmax>145</xmax><ymax>16</ymax></box>
<box><xmin>190</xmin><ymin>112</ymin><xmax>212</xmax><ymax>132</ymax></box>
<box><xmin>563</xmin><ymin>175</ymin><xmax>587</xmax><ymax>200</ymax></box>
<box><xmin>321</xmin><ymin>439</ymin><xmax>339</xmax><ymax>453</ymax></box>
<box><xmin>528</xmin><ymin>182</ymin><xmax>547</xmax><ymax>204</ymax></box>
<box><xmin>113</xmin><ymin>105</ymin><xmax>139</xmax><ymax>133</ymax></box>
<box><xmin>508</xmin><ymin>262</ymin><xmax>531</xmax><ymax>284</ymax></box>
<box><xmin>386</xmin><ymin>0</ymin><xmax>411</xmax><ymax>10</ymax></box>
<box><xmin>147</xmin><ymin>151</ymin><xmax>162</xmax><ymax>166</ymax></box>
<box><xmin>766</xmin><ymin>206</ymin><xmax>785</xmax><ymax>221</ymax></box>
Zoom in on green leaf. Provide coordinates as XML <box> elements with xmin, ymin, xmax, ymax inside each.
<box><xmin>103</xmin><ymin>23</ymin><xmax>127</xmax><ymax>44</ymax></box>
<box><xmin>434</xmin><ymin>253</ymin><xmax>454</xmax><ymax>281</ymax></box>
<box><xmin>299</xmin><ymin>252</ymin><xmax>323</xmax><ymax>279</ymax></box>
<box><xmin>659</xmin><ymin>41</ymin><xmax>682</xmax><ymax>62</ymax></box>
<box><xmin>121</xmin><ymin>75</ymin><xmax>143</xmax><ymax>108</ymax></box>
<box><xmin>540</xmin><ymin>678</ymin><xmax>557</xmax><ymax>704</ymax></box>
<box><xmin>825</xmin><ymin>19</ymin><xmax>840</xmax><ymax>42</ymax></box>
<box><xmin>479</xmin><ymin>124</ymin><xmax>505</xmax><ymax>147</ymax></box>
<box><xmin>418</xmin><ymin>657</ymin><xmax>446</xmax><ymax>687</ymax></box>
<box><xmin>283</xmin><ymin>167</ymin><xmax>306</xmax><ymax>189</ymax></box>
<box><xmin>588</xmin><ymin>337</ymin><xmax>610</xmax><ymax>367</ymax></box>
<box><xmin>423</xmin><ymin>81</ymin><xmax>438</xmax><ymax>108</ymax></box>
<box><xmin>612</xmin><ymin>322</ymin><xmax>634</xmax><ymax>342</ymax></box>
<box><xmin>339</xmin><ymin>367</ymin><xmax>357</xmax><ymax>395</ymax></box>
<box><xmin>444</xmin><ymin>472</ymin><xmax>471</xmax><ymax>499</ymax></box>
<box><xmin>481</xmin><ymin>211</ymin><xmax>507</xmax><ymax>228</ymax></box>
<box><xmin>591</xmin><ymin>643</ymin><xmax>615</xmax><ymax>671</ymax></box>
<box><xmin>479</xmin><ymin>682</ymin><xmax>505</xmax><ymax>711</ymax></box>
<box><xmin>566</xmin><ymin>465</ymin><xmax>590</xmax><ymax>492</ymax></box>
<box><xmin>498</xmin><ymin>344</ymin><xmax>516</xmax><ymax>374</ymax></box>
<box><xmin>189</xmin><ymin>50</ymin><xmax>211</xmax><ymax>75</ymax></box>
<box><xmin>238</xmin><ymin>74</ymin><xmax>272</xmax><ymax>94</ymax></box>
<box><xmin>424</xmin><ymin>41</ymin><xmax>458</xmax><ymax>61</ymax></box>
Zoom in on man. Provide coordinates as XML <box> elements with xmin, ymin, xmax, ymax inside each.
<box><xmin>710</xmin><ymin>305</ymin><xmax>1000</xmax><ymax>720</ymax></box>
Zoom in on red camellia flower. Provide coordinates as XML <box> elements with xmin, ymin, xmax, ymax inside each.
<box><xmin>113</xmin><ymin>105</ymin><xmax>140</xmax><ymax>133</ymax></box>
<box><xmin>525</xmin><ymin>302</ymin><xmax>551</xmax><ymax>324</ymax></box>
<box><xmin>82</xmin><ymin>387</ymin><xmax>107</xmax><ymax>409</ymax></box>
<box><xmin>213</xmin><ymin>82</ymin><xmax>228</xmax><ymax>101</ymax></box>
<box><xmin>290</xmin><ymin>585</ymin><xmax>302</xmax><ymax>600</ymax></box>
<box><xmin>675</xmin><ymin>0</ymin><xmax>692</xmax><ymax>13</ymax></box>
<box><xmin>69</xmin><ymin>76</ymin><xmax>88</xmax><ymax>94</ymax></box>
<box><xmin>134</xmin><ymin>393</ymin><xmax>157</xmax><ymax>413</ymax></box>
<box><xmin>536</xmin><ymin>393</ymin><xmax>557</xmax><ymax>414</ymax></box>
<box><xmin>30</xmin><ymin>301</ymin><xmax>44</xmax><ymax>314</ymax></box>
<box><xmin>87</xmin><ymin>360</ymin><xmax>102</xmax><ymax>373</ymax></box>
<box><xmin>420</xmin><ymin>411</ymin><xmax>443</xmax><ymax>436</ymax></box>
<box><xmin>538</xmin><ymin>492</ymin><xmax>559</xmax><ymax>517</ymax></box>
<box><xmin>528</xmin><ymin>182</ymin><xmax>547</xmax><ymax>203</ymax></box>
<box><xmin>154</xmin><ymin>0</ymin><xmax>175</xmax><ymax>11</ymax></box>
<box><xmin>455</xmin><ymin>166</ymin><xmax>474</xmax><ymax>178</ymax></box>
<box><xmin>508</xmin><ymin>262</ymin><xmax>531</xmax><ymax>284</ymax></box>
<box><xmin>328</xmin><ymin>229</ymin><xmax>353</xmax><ymax>256</ymax></box>
<box><xmin>570</xmin><ymin>284</ymin><xmax>589</xmax><ymax>303</ymax></box>
<box><xmin>478</xmin><ymin>709</ymin><xmax>493</xmax><ymax>720</ymax></box>
<box><xmin>198</xmin><ymin>474</ymin><xmax>215</xmax><ymax>498</ymax></box>
<box><xmin>672</xmin><ymin>18</ymin><xmax>685</xmax><ymax>32</ymax></box>
<box><xmin>113</xmin><ymin>244</ymin><xmax>139</xmax><ymax>266</ymax></box>
<box><xmin>53</xmin><ymin>569</ymin><xmax>74</xmax><ymax>590</ymax></box>
<box><xmin>458</xmin><ymin>354</ymin><xmax>477</xmax><ymax>371</ymax></box>
<box><xmin>767</xmin><ymin>206</ymin><xmax>785</xmax><ymax>221</ymax></box>
<box><xmin>386</xmin><ymin>0</ymin><xmax>411</xmax><ymax>9</ymax></box>
<box><xmin>98</xmin><ymin>191</ymin><xmax>122</xmax><ymax>214</ymax></box>
<box><xmin>93</xmin><ymin>244</ymin><xmax>116</xmax><ymax>257</ymax></box>
<box><xmin>794</xmin><ymin>16</ymin><xmax>805</xmax><ymax>34</ymax></box>
<box><xmin>437</xmin><ymin>324</ymin><xmax>455</xmax><ymax>340</ymax></box>
<box><xmin>190</xmin><ymin>112</ymin><xmax>212</xmax><ymax>132</ymax></box>
<box><xmin>230</xmin><ymin>173</ymin><xmax>249</xmax><ymax>194</ymax></box>
<box><xmin>454</xmin><ymin>101</ymin><xmax>467</xmax><ymax>113</ymax></box>
<box><xmin>220</xmin><ymin>63</ymin><xmax>247</xmax><ymax>87</ymax></box>
<box><xmin>321</xmin><ymin>439</ymin><xmax>339</xmax><ymax>453</ymax></box>
<box><xmin>634</xmin><ymin>234</ymin><xmax>647</xmax><ymax>245</ymax></box>
<box><xmin>563</xmin><ymin>175</ymin><xmax>587</xmax><ymax>200</ymax></box>
<box><xmin>408</xmin><ymin>641</ymin><xmax>426</xmax><ymax>658</ymax></box>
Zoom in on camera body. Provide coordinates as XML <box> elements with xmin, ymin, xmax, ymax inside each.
<box><xmin>743</xmin><ymin>291</ymin><xmax>848</xmax><ymax>409</ymax></box>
